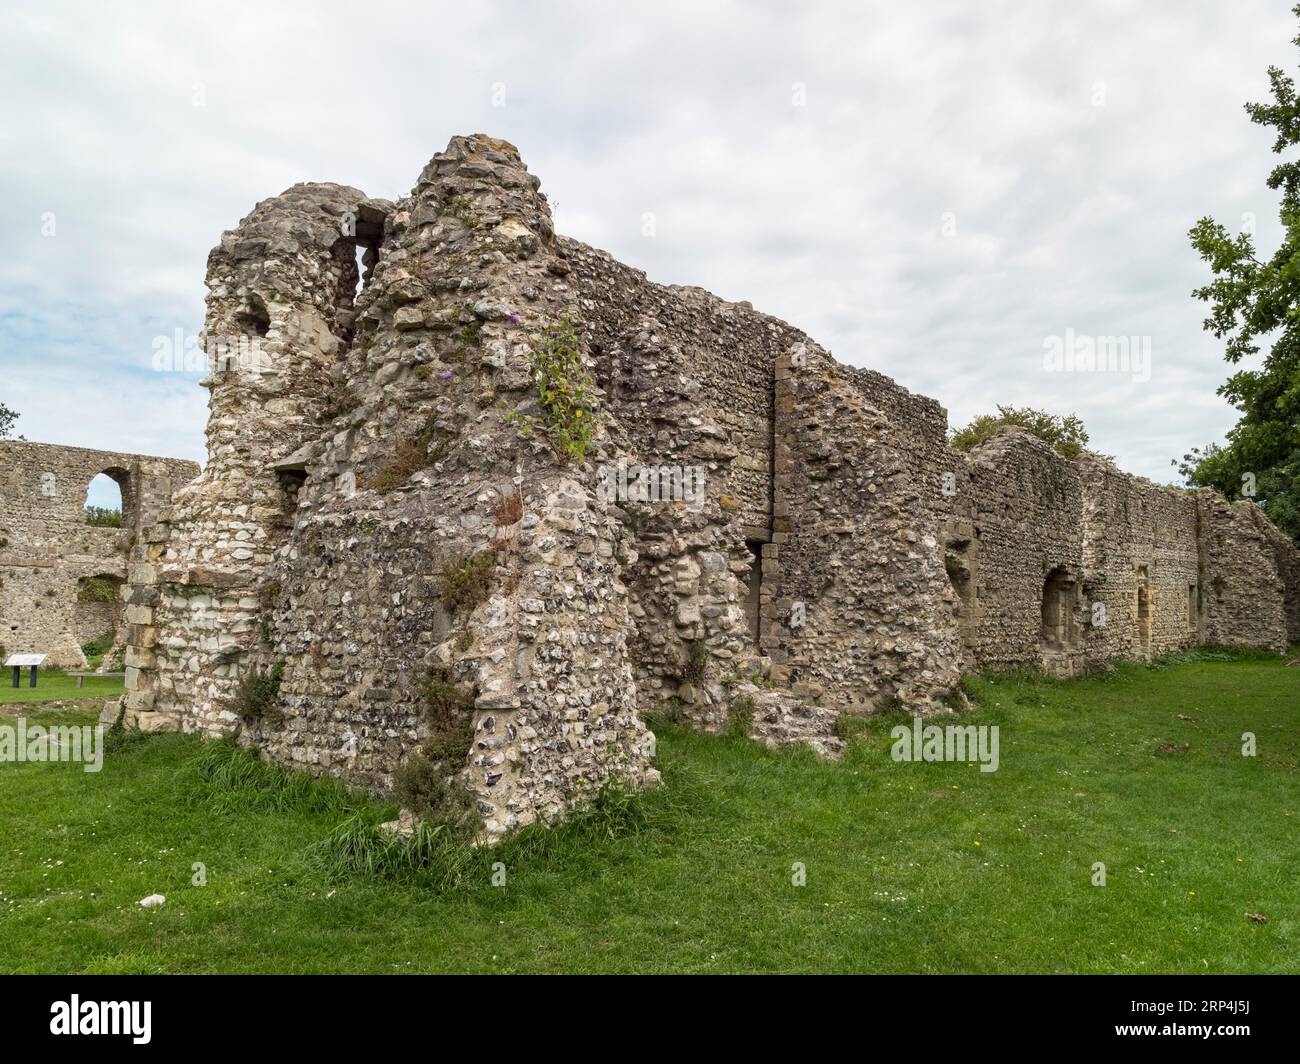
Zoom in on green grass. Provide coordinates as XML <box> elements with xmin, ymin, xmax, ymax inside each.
<box><xmin>0</xmin><ymin>651</ymin><xmax>1296</xmax><ymax>973</ymax></box>
<box><xmin>0</xmin><ymin>669</ymin><xmax>123</xmax><ymax>705</ymax></box>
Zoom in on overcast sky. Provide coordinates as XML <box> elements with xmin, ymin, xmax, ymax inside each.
<box><xmin>2</xmin><ymin>0</ymin><xmax>1296</xmax><ymax>508</ymax></box>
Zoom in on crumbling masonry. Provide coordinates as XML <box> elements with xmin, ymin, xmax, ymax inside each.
<box><xmin>96</xmin><ymin>135</ymin><xmax>1298</xmax><ymax>835</ymax></box>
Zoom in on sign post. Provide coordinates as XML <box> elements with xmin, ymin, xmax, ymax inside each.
<box><xmin>4</xmin><ymin>653</ymin><xmax>48</xmax><ymax>689</ymax></box>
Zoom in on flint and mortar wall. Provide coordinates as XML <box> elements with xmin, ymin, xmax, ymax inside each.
<box><xmin>121</xmin><ymin>183</ymin><xmax>381</xmax><ymax>730</ymax></box>
<box><xmin>154</xmin><ymin>136</ymin><xmax>661</xmax><ymax>835</ymax></box>
<box><xmin>111</xmin><ymin>131</ymin><xmax>1300</xmax><ymax>838</ymax></box>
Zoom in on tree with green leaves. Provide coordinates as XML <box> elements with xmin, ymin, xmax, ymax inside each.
<box><xmin>0</xmin><ymin>401</ymin><xmax>19</xmax><ymax>440</ymax></box>
<box><xmin>949</xmin><ymin>404</ymin><xmax>1092</xmax><ymax>460</ymax></box>
<box><xmin>1181</xmin><ymin>5</ymin><xmax>1300</xmax><ymax>544</ymax></box>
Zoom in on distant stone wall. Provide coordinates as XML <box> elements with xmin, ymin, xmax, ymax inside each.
<box><xmin>0</xmin><ymin>441</ymin><xmax>196</xmax><ymax>668</ymax></box>
<box><xmin>73</xmin><ymin>599</ymin><xmax>116</xmax><ymax>644</ymax></box>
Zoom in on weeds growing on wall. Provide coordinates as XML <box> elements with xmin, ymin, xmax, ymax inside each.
<box><xmin>439</xmin><ymin>551</ymin><xmax>495</xmax><ymax>614</ymax></box>
<box><xmin>727</xmin><ymin>694</ymin><xmax>755</xmax><ymax>738</ymax></box>
<box><xmin>320</xmin><ymin>378</ymin><xmax>361</xmax><ymax>421</ymax></box>
<box><xmin>493</xmin><ymin>487</ymin><xmax>524</xmax><ymax>526</ymax></box>
<box><xmin>226</xmin><ymin>661</ymin><xmax>285</xmax><ymax>724</ymax></box>
<box><xmin>365</xmin><ymin>418</ymin><xmax>450</xmax><ymax>495</ymax></box>
<box><xmin>680</xmin><ymin>638</ymin><xmax>709</xmax><ymax>685</ymax></box>
<box><xmin>416</xmin><ymin>666</ymin><xmax>476</xmax><ymax>766</ymax></box>
<box><xmin>444</xmin><ymin>193</ymin><xmax>479</xmax><ymax>229</ymax></box>
<box><xmin>77</xmin><ymin>576</ymin><xmax>119</xmax><ymax>603</ymax></box>
<box><xmin>531</xmin><ymin>318</ymin><xmax>596</xmax><ymax>462</ymax></box>
<box><xmin>393</xmin><ymin>754</ymin><xmax>478</xmax><ymax>836</ymax></box>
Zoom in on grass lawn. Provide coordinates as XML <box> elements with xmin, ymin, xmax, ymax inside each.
<box><xmin>0</xmin><ymin>668</ymin><xmax>124</xmax><ymax>707</ymax></box>
<box><xmin>0</xmin><ymin>650</ymin><xmax>1296</xmax><ymax>974</ymax></box>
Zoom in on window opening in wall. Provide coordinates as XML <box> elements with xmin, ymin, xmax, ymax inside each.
<box><xmin>1188</xmin><ymin>583</ymin><xmax>1197</xmax><ymax>629</ymax></box>
<box><xmin>1040</xmin><ymin>567</ymin><xmax>1078</xmax><ymax>651</ymax></box>
<box><xmin>236</xmin><ymin>297</ymin><xmax>271</xmax><ymax>339</ymax></box>
<box><xmin>1136</xmin><ymin>566</ymin><xmax>1151</xmax><ymax>654</ymax></box>
<box><xmin>84</xmin><ymin>469</ymin><xmax>130</xmax><ymax>528</ymax></box>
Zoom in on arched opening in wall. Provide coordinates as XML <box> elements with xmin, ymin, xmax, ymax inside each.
<box><xmin>1040</xmin><ymin>567</ymin><xmax>1079</xmax><ymax>652</ymax></box>
<box><xmin>76</xmin><ymin>573</ymin><xmax>125</xmax><ymax>668</ymax></box>
<box><xmin>84</xmin><ymin>468</ymin><xmax>133</xmax><ymax>529</ymax></box>
<box><xmin>1136</xmin><ymin>567</ymin><xmax>1151</xmax><ymax>654</ymax></box>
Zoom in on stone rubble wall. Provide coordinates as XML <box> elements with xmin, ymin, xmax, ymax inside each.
<box><xmin>1077</xmin><ymin>454</ymin><xmax>1202</xmax><ymax>664</ymax></box>
<box><xmin>104</xmin><ymin>131</ymin><xmax>1300</xmax><ymax>836</ymax></box>
<box><xmin>229</xmin><ymin>136</ymin><xmax>657</xmax><ymax>835</ymax></box>
<box><xmin>1253</xmin><ymin>506</ymin><xmax>1300</xmax><ymax>645</ymax></box>
<box><xmin>0</xmin><ymin>441</ymin><xmax>196</xmax><ymax>668</ymax></box>
<box><xmin>568</xmin><ymin>246</ymin><xmax>790</xmax><ymax>728</ymax></box>
<box><xmin>119</xmin><ymin>183</ymin><xmax>383</xmax><ymax>733</ymax></box>
<box><xmin>1196</xmin><ymin>490</ymin><xmax>1290</xmax><ymax>652</ymax></box>
<box><xmin>946</xmin><ymin>429</ymin><xmax>1088</xmax><ymax>674</ymax></box>
<box><xmin>774</xmin><ymin>349</ymin><xmax>964</xmax><ymax>708</ymax></box>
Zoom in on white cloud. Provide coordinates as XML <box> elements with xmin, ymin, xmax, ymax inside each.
<box><xmin>1</xmin><ymin>0</ymin><xmax>1294</xmax><ymax>483</ymax></box>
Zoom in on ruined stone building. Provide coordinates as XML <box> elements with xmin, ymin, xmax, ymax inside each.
<box><xmin>0</xmin><ymin>443</ymin><xmax>197</xmax><ymax>668</ymax></box>
<box><xmin>77</xmin><ymin>133</ymin><xmax>1298</xmax><ymax>835</ymax></box>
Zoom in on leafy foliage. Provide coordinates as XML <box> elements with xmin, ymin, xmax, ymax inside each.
<box><xmin>949</xmin><ymin>405</ymin><xmax>1091</xmax><ymax>459</ymax></box>
<box><xmin>77</xmin><ymin>576</ymin><xmax>120</xmax><ymax>603</ymax></box>
<box><xmin>0</xmin><ymin>401</ymin><xmax>19</xmax><ymax>440</ymax></box>
<box><xmin>532</xmin><ymin>318</ymin><xmax>596</xmax><ymax>462</ymax></box>
<box><xmin>1181</xmin><ymin>5</ymin><xmax>1300</xmax><ymax>543</ymax></box>
<box><xmin>84</xmin><ymin>506</ymin><xmax>122</xmax><ymax>528</ymax></box>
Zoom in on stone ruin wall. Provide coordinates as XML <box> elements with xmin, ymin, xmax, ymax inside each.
<box><xmin>120</xmin><ymin>183</ymin><xmax>388</xmax><ymax>733</ymax></box>
<box><xmin>0</xmin><ymin>441</ymin><xmax>196</xmax><ymax>669</ymax></box>
<box><xmin>109</xmin><ymin>133</ymin><xmax>1300</xmax><ymax>836</ymax></box>
<box><xmin>1196</xmin><ymin>490</ymin><xmax>1291</xmax><ymax>651</ymax></box>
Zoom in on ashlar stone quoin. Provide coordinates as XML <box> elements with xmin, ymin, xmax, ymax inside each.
<box><xmin>20</xmin><ymin>133</ymin><xmax>1292</xmax><ymax>839</ymax></box>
